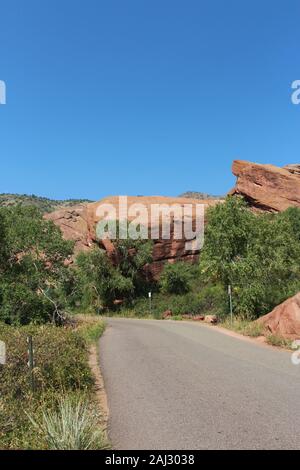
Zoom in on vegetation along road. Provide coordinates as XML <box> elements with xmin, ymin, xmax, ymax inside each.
<box><xmin>100</xmin><ymin>318</ymin><xmax>300</xmax><ymax>450</ymax></box>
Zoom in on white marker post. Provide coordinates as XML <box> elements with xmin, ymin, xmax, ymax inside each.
<box><xmin>148</xmin><ymin>292</ymin><xmax>152</xmax><ymax>315</ymax></box>
<box><xmin>27</xmin><ymin>336</ymin><xmax>35</xmax><ymax>392</ymax></box>
<box><xmin>228</xmin><ymin>285</ymin><xmax>233</xmax><ymax>326</ymax></box>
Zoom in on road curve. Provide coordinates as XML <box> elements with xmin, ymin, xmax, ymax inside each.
<box><xmin>99</xmin><ymin>318</ymin><xmax>300</xmax><ymax>450</ymax></box>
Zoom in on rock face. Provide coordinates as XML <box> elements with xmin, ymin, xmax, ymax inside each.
<box><xmin>230</xmin><ymin>160</ymin><xmax>300</xmax><ymax>212</ymax></box>
<box><xmin>45</xmin><ymin>195</ymin><xmax>220</xmax><ymax>278</ymax></box>
<box><xmin>283</xmin><ymin>164</ymin><xmax>300</xmax><ymax>176</ymax></box>
<box><xmin>45</xmin><ymin>204</ymin><xmax>93</xmax><ymax>253</ymax></box>
<box><xmin>256</xmin><ymin>293</ymin><xmax>300</xmax><ymax>340</ymax></box>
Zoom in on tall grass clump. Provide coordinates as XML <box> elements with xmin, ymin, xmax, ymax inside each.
<box><xmin>27</xmin><ymin>396</ymin><xmax>108</xmax><ymax>450</ymax></box>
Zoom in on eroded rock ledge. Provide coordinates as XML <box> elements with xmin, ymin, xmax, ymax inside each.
<box><xmin>229</xmin><ymin>160</ymin><xmax>300</xmax><ymax>212</ymax></box>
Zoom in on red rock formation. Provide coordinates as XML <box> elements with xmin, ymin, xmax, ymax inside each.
<box><xmin>45</xmin><ymin>195</ymin><xmax>220</xmax><ymax>278</ymax></box>
<box><xmin>256</xmin><ymin>292</ymin><xmax>300</xmax><ymax>340</ymax></box>
<box><xmin>230</xmin><ymin>160</ymin><xmax>300</xmax><ymax>212</ymax></box>
<box><xmin>45</xmin><ymin>204</ymin><xmax>93</xmax><ymax>252</ymax></box>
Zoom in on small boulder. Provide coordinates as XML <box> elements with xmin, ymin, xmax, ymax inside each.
<box><xmin>162</xmin><ymin>309</ymin><xmax>173</xmax><ymax>319</ymax></box>
<box><xmin>204</xmin><ymin>315</ymin><xmax>218</xmax><ymax>324</ymax></box>
<box><xmin>193</xmin><ymin>315</ymin><xmax>205</xmax><ymax>321</ymax></box>
<box><xmin>256</xmin><ymin>292</ymin><xmax>300</xmax><ymax>339</ymax></box>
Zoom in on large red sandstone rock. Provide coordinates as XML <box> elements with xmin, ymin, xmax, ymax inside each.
<box><xmin>45</xmin><ymin>195</ymin><xmax>220</xmax><ymax>278</ymax></box>
<box><xmin>230</xmin><ymin>160</ymin><xmax>300</xmax><ymax>212</ymax></box>
<box><xmin>256</xmin><ymin>293</ymin><xmax>300</xmax><ymax>339</ymax></box>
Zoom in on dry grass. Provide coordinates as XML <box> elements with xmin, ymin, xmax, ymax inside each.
<box><xmin>220</xmin><ymin>316</ymin><xmax>264</xmax><ymax>337</ymax></box>
<box><xmin>266</xmin><ymin>334</ymin><xmax>292</xmax><ymax>349</ymax></box>
<box><xmin>220</xmin><ymin>316</ymin><xmax>293</xmax><ymax>350</ymax></box>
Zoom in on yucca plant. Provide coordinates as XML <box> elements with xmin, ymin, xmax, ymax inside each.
<box><xmin>27</xmin><ymin>396</ymin><xmax>107</xmax><ymax>450</ymax></box>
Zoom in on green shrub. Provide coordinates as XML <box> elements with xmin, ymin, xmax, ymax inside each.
<box><xmin>195</xmin><ymin>284</ymin><xmax>227</xmax><ymax>316</ymax></box>
<box><xmin>0</xmin><ymin>318</ymin><xmax>106</xmax><ymax>449</ymax></box>
<box><xmin>117</xmin><ymin>282</ymin><xmax>226</xmax><ymax>319</ymax></box>
<box><xmin>0</xmin><ymin>323</ymin><xmax>93</xmax><ymax>400</ymax></box>
<box><xmin>159</xmin><ymin>262</ymin><xmax>193</xmax><ymax>295</ymax></box>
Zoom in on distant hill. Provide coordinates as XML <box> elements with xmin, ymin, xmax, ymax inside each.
<box><xmin>178</xmin><ymin>191</ymin><xmax>224</xmax><ymax>200</ymax></box>
<box><xmin>0</xmin><ymin>194</ymin><xmax>94</xmax><ymax>213</ymax></box>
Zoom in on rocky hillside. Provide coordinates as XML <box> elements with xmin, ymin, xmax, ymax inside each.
<box><xmin>178</xmin><ymin>191</ymin><xmax>224</xmax><ymax>200</ymax></box>
<box><xmin>0</xmin><ymin>194</ymin><xmax>93</xmax><ymax>213</ymax></box>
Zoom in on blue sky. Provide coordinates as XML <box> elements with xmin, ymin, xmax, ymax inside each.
<box><xmin>0</xmin><ymin>0</ymin><xmax>299</xmax><ymax>200</ymax></box>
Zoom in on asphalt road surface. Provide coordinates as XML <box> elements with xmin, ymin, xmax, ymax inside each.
<box><xmin>99</xmin><ymin>318</ymin><xmax>300</xmax><ymax>450</ymax></box>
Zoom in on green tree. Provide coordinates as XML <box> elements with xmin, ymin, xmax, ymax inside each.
<box><xmin>74</xmin><ymin>236</ymin><xmax>153</xmax><ymax>310</ymax></box>
<box><xmin>200</xmin><ymin>196</ymin><xmax>254</xmax><ymax>286</ymax></box>
<box><xmin>200</xmin><ymin>197</ymin><xmax>300</xmax><ymax>318</ymax></box>
<box><xmin>75</xmin><ymin>249</ymin><xmax>134</xmax><ymax>310</ymax></box>
<box><xmin>113</xmin><ymin>236</ymin><xmax>153</xmax><ymax>295</ymax></box>
<box><xmin>0</xmin><ymin>205</ymin><xmax>74</xmax><ymax>325</ymax></box>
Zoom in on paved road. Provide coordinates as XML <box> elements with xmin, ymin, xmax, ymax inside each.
<box><xmin>99</xmin><ymin>318</ymin><xmax>300</xmax><ymax>450</ymax></box>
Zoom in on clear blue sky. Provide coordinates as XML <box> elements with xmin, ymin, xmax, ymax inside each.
<box><xmin>0</xmin><ymin>0</ymin><xmax>299</xmax><ymax>200</ymax></box>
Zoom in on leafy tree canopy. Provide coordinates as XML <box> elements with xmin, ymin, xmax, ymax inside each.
<box><xmin>0</xmin><ymin>205</ymin><xmax>74</xmax><ymax>325</ymax></box>
<box><xmin>74</xmin><ymin>235</ymin><xmax>153</xmax><ymax>310</ymax></box>
<box><xmin>200</xmin><ymin>197</ymin><xmax>300</xmax><ymax>318</ymax></box>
